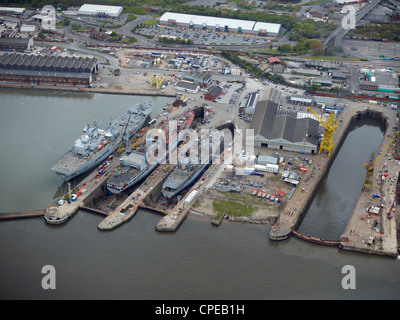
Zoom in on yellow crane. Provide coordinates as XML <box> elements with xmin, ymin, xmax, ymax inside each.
<box><xmin>306</xmin><ymin>107</ymin><xmax>338</xmax><ymax>156</ymax></box>
<box><xmin>151</xmin><ymin>75</ymin><xmax>165</xmax><ymax>90</ymax></box>
<box><xmin>362</xmin><ymin>130</ymin><xmax>400</xmax><ymax>191</ymax></box>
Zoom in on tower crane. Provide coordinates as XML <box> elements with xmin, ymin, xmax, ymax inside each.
<box><xmin>306</xmin><ymin>107</ymin><xmax>339</xmax><ymax>156</ymax></box>
<box><xmin>362</xmin><ymin>130</ymin><xmax>400</xmax><ymax>191</ymax></box>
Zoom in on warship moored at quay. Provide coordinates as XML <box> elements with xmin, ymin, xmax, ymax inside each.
<box><xmin>51</xmin><ymin>100</ymin><xmax>153</xmax><ymax>181</ymax></box>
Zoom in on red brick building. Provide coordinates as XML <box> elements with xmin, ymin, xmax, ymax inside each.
<box><xmin>204</xmin><ymin>85</ymin><xmax>222</xmax><ymax>101</ymax></box>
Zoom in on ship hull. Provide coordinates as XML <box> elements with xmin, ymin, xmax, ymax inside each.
<box><xmin>53</xmin><ymin>141</ymin><xmax>119</xmax><ymax>181</ymax></box>
<box><xmin>106</xmin><ymin>111</ymin><xmax>194</xmax><ymax>194</ymax></box>
<box><xmin>51</xmin><ymin>102</ymin><xmax>152</xmax><ymax>181</ymax></box>
<box><xmin>107</xmin><ymin>160</ymin><xmax>160</xmax><ymax>194</ymax></box>
<box><xmin>162</xmin><ymin>163</ymin><xmax>208</xmax><ymax>199</ymax></box>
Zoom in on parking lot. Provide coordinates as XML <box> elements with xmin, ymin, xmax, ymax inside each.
<box><xmin>158</xmin><ymin>28</ymin><xmax>270</xmax><ymax>46</ymax></box>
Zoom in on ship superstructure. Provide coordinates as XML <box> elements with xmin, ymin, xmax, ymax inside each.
<box><xmin>161</xmin><ymin>131</ymin><xmax>224</xmax><ymax>199</ymax></box>
<box><xmin>106</xmin><ymin>110</ymin><xmax>195</xmax><ymax>194</ymax></box>
<box><xmin>51</xmin><ymin>100</ymin><xmax>153</xmax><ymax>181</ymax></box>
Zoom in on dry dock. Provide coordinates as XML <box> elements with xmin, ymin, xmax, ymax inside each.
<box><xmin>270</xmin><ymin>103</ymin><xmax>400</xmax><ymax>257</ymax></box>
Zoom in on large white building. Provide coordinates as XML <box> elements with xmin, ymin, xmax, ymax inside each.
<box><xmin>0</xmin><ymin>7</ymin><xmax>25</xmax><ymax>16</ymax></box>
<box><xmin>159</xmin><ymin>12</ymin><xmax>281</xmax><ymax>38</ymax></box>
<box><xmin>78</xmin><ymin>4</ymin><xmax>123</xmax><ymax>18</ymax></box>
<box><xmin>247</xmin><ymin>89</ymin><xmax>320</xmax><ymax>154</ymax></box>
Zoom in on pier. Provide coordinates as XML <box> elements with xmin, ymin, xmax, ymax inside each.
<box><xmin>0</xmin><ymin>209</ymin><xmax>46</xmax><ymax>220</ymax></box>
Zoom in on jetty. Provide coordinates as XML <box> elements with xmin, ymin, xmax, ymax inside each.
<box><xmin>0</xmin><ymin>209</ymin><xmax>46</xmax><ymax>220</ymax></box>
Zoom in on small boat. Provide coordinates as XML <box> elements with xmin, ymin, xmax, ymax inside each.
<box><xmin>266</xmin><ymin>193</ymin><xmax>270</xmax><ymax>199</ymax></box>
<box><xmin>280</xmin><ymin>191</ymin><xmax>285</xmax><ymax>197</ymax></box>
<box><xmin>276</xmin><ymin>190</ymin><xmax>280</xmax><ymax>195</ymax></box>
<box><xmin>270</xmin><ymin>194</ymin><xmax>275</xmax><ymax>201</ymax></box>
<box><xmin>261</xmin><ymin>191</ymin><xmax>266</xmax><ymax>198</ymax></box>
<box><xmin>252</xmin><ymin>188</ymin><xmax>258</xmax><ymax>196</ymax></box>
<box><xmin>257</xmin><ymin>190</ymin><xmax>263</xmax><ymax>197</ymax></box>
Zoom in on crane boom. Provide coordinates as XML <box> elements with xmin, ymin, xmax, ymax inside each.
<box><xmin>363</xmin><ymin>130</ymin><xmax>400</xmax><ymax>191</ymax></box>
<box><xmin>364</xmin><ymin>130</ymin><xmax>400</xmax><ymax>172</ymax></box>
<box><xmin>306</xmin><ymin>107</ymin><xmax>338</xmax><ymax>155</ymax></box>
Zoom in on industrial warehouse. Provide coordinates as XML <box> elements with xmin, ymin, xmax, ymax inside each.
<box><xmin>0</xmin><ymin>53</ymin><xmax>98</xmax><ymax>87</ymax></box>
<box><xmin>248</xmin><ymin>89</ymin><xmax>320</xmax><ymax>154</ymax></box>
<box><xmin>78</xmin><ymin>4</ymin><xmax>123</xmax><ymax>18</ymax></box>
<box><xmin>158</xmin><ymin>12</ymin><xmax>282</xmax><ymax>38</ymax></box>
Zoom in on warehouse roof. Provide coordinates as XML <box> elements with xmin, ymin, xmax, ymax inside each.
<box><xmin>0</xmin><ymin>53</ymin><xmax>98</xmax><ymax>74</ymax></box>
<box><xmin>290</xmin><ymin>95</ymin><xmax>314</xmax><ymax>103</ymax></box>
<box><xmin>253</xmin><ymin>22</ymin><xmax>281</xmax><ymax>35</ymax></box>
<box><xmin>0</xmin><ymin>7</ymin><xmax>25</xmax><ymax>14</ymax></box>
<box><xmin>159</xmin><ymin>12</ymin><xmax>281</xmax><ymax>34</ymax></box>
<box><xmin>206</xmin><ymin>85</ymin><xmax>222</xmax><ymax>97</ymax></box>
<box><xmin>250</xmin><ymin>89</ymin><xmax>319</xmax><ymax>145</ymax></box>
<box><xmin>0</xmin><ymin>38</ymin><xmax>31</xmax><ymax>48</ymax></box>
<box><xmin>0</xmin><ymin>69</ymin><xmax>91</xmax><ymax>79</ymax></box>
<box><xmin>78</xmin><ymin>4</ymin><xmax>123</xmax><ymax>16</ymax></box>
<box><xmin>175</xmin><ymin>81</ymin><xmax>199</xmax><ymax>90</ymax></box>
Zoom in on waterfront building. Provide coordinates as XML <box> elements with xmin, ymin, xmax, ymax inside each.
<box><xmin>248</xmin><ymin>89</ymin><xmax>320</xmax><ymax>154</ymax></box>
<box><xmin>0</xmin><ymin>53</ymin><xmax>98</xmax><ymax>87</ymax></box>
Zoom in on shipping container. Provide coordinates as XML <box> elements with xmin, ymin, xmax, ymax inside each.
<box><xmin>184</xmin><ymin>190</ymin><xmax>198</xmax><ymax>205</ymax></box>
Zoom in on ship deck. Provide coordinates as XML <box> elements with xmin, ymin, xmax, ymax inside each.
<box><xmin>51</xmin><ymin>150</ymin><xmax>87</xmax><ymax>175</ymax></box>
<box><xmin>108</xmin><ymin>166</ymin><xmax>140</xmax><ymax>185</ymax></box>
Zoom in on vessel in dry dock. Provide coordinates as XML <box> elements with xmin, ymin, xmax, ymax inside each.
<box><xmin>106</xmin><ymin>111</ymin><xmax>195</xmax><ymax>194</ymax></box>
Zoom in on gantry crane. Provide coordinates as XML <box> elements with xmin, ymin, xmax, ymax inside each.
<box><xmin>363</xmin><ymin>130</ymin><xmax>400</xmax><ymax>191</ymax></box>
<box><xmin>151</xmin><ymin>75</ymin><xmax>165</xmax><ymax>90</ymax></box>
<box><xmin>306</xmin><ymin>107</ymin><xmax>339</xmax><ymax>156</ymax></box>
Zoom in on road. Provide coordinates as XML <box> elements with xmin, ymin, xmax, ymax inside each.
<box><xmin>323</xmin><ymin>0</ymin><xmax>383</xmax><ymax>49</ymax></box>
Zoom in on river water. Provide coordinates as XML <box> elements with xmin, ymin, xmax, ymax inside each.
<box><xmin>0</xmin><ymin>89</ymin><xmax>399</xmax><ymax>300</ymax></box>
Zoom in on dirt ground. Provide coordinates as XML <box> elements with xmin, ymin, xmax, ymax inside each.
<box><xmin>190</xmin><ymin>169</ymin><xmax>296</xmax><ymax>225</ymax></box>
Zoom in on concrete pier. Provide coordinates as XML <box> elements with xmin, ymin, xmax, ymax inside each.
<box><xmin>98</xmin><ymin>163</ymin><xmax>173</xmax><ymax>230</ymax></box>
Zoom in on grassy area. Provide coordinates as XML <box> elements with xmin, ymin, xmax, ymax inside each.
<box><xmin>141</xmin><ymin>19</ymin><xmax>158</xmax><ymax>26</ymax></box>
<box><xmin>213</xmin><ymin>200</ymin><xmax>255</xmax><ymax>217</ymax></box>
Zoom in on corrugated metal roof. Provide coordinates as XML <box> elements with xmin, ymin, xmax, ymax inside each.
<box><xmin>78</xmin><ymin>4</ymin><xmax>123</xmax><ymax>16</ymax></box>
<box><xmin>250</xmin><ymin>89</ymin><xmax>319</xmax><ymax>145</ymax></box>
<box><xmin>159</xmin><ymin>12</ymin><xmax>281</xmax><ymax>34</ymax></box>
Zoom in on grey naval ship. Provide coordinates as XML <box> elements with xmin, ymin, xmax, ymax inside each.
<box><xmin>51</xmin><ymin>100</ymin><xmax>153</xmax><ymax>181</ymax></box>
<box><xmin>106</xmin><ymin>110</ymin><xmax>195</xmax><ymax>194</ymax></box>
<box><xmin>162</xmin><ymin>132</ymin><xmax>224</xmax><ymax>199</ymax></box>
